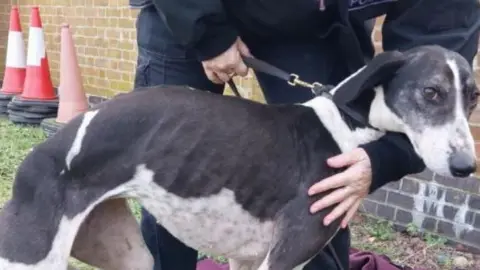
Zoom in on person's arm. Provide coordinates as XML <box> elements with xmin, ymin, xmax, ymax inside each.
<box><xmin>360</xmin><ymin>0</ymin><xmax>480</xmax><ymax>193</ymax></box>
<box><xmin>151</xmin><ymin>0</ymin><xmax>238</xmax><ymax>61</ymax></box>
<box><xmin>360</xmin><ymin>133</ymin><xmax>425</xmax><ymax>193</ymax></box>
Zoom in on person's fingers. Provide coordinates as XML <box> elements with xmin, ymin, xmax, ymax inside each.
<box><xmin>215</xmin><ymin>71</ymin><xmax>231</xmax><ymax>83</ymax></box>
<box><xmin>326</xmin><ymin>148</ymin><xmax>365</xmax><ymax>168</ymax></box>
<box><xmin>237</xmin><ymin>39</ymin><xmax>252</xmax><ymax>57</ymax></box>
<box><xmin>323</xmin><ymin>195</ymin><xmax>357</xmax><ymax>226</ymax></box>
<box><xmin>309</xmin><ymin>186</ymin><xmax>352</xmax><ymax>214</ymax></box>
<box><xmin>205</xmin><ymin>69</ymin><xmax>223</xmax><ymax>84</ymax></box>
<box><xmin>307</xmin><ymin>171</ymin><xmax>350</xmax><ymax>196</ymax></box>
<box><xmin>234</xmin><ymin>60</ymin><xmax>249</xmax><ymax>77</ymax></box>
<box><xmin>212</xmin><ymin>59</ymin><xmax>238</xmax><ymax>78</ymax></box>
<box><xmin>340</xmin><ymin>198</ymin><xmax>362</xmax><ymax>228</ymax></box>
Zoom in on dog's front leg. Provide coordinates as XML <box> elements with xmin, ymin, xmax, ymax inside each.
<box><xmin>256</xmin><ymin>196</ymin><xmax>343</xmax><ymax>270</ymax></box>
<box><xmin>71</xmin><ymin>198</ymin><xmax>154</xmax><ymax>270</ymax></box>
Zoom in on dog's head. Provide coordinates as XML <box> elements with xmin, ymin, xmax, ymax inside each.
<box><xmin>333</xmin><ymin>45</ymin><xmax>480</xmax><ymax>178</ymax></box>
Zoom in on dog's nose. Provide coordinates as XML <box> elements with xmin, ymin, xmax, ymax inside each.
<box><xmin>449</xmin><ymin>152</ymin><xmax>477</xmax><ymax>177</ymax></box>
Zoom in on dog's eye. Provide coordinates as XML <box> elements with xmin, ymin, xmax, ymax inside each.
<box><xmin>422</xmin><ymin>87</ymin><xmax>439</xmax><ymax>101</ymax></box>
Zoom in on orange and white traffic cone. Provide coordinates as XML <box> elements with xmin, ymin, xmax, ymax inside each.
<box><xmin>0</xmin><ymin>6</ymin><xmax>26</xmax><ymax>96</ymax></box>
<box><xmin>56</xmin><ymin>23</ymin><xmax>88</xmax><ymax>124</ymax></box>
<box><xmin>21</xmin><ymin>6</ymin><xmax>56</xmax><ymax>101</ymax></box>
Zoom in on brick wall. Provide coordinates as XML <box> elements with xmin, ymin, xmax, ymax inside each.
<box><xmin>0</xmin><ymin>0</ymin><xmax>140</xmax><ymax>97</ymax></box>
<box><xmin>1</xmin><ymin>0</ymin><xmax>480</xmax><ymax>253</ymax></box>
<box><xmin>0</xmin><ymin>3</ymin><xmax>10</xmax><ymax>74</ymax></box>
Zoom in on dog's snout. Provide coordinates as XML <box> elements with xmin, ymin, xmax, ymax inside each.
<box><xmin>449</xmin><ymin>151</ymin><xmax>477</xmax><ymax>177</ymax></box>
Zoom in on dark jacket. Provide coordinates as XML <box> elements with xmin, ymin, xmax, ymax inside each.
<box><xmin>128</xmin><ymin>0</ymin><xmax>480</xmax><ymax>193</ymax></box>
<box><xmin>130</xmin><ymin>0</ymin><xmax>480</xmax><ymax>64</ymax></box>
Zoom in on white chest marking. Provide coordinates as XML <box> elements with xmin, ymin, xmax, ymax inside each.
<box><xmin>65</xmin><ymin>110</ymin><xmax>99</xmax><ymax>170</ymax></box>
<box><xmin>301</xmin><ymin>96</ymin><xmax>383</xmax><ymax>153</ymax></box>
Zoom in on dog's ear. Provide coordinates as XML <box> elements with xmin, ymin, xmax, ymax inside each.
<box><xmin>332</xmin><ymin>50</ymin><xmax>406</xmax><ymax>105</ymax></box>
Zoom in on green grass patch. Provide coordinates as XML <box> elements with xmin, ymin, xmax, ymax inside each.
<box><xmin>0</xmin><ymin>118</ymin><xmax>46</xmax><ymax>206</ymax></box>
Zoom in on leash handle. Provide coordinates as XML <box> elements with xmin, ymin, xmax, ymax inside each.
<box><xmin>241</xmin><ymin>56</ymin><xmax>291</xmax><ymax>82</ymax></box>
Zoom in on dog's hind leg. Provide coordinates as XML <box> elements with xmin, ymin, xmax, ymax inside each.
<box><xmin>71</xmin><ymin>198</ymin><xmax>153</xmax><ymax>270</ymax></box>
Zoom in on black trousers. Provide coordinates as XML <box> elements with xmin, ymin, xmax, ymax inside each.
<box><xmin>134</xmin><ymin>5</ymin><xmax>352</xmax><ymax>270</ymax></box>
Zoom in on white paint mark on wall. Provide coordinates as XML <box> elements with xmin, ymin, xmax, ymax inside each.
<box><xmin>411</xmin><ymin>174</ymin><xmax>474</xmax><ymax>240</ymax></box>
<box><xmin>424</xmin><ymin>183</ymin><xmax>440</xmax><ymax>215</ymax></box>
<box><xmin>453</xmin><ymin>193</ymin><xmax>474</xmax><ymax>238</ymax></box>
<box><xmin>436</xmin><ymin>191</ymin><xmax>446</xmax><ymax>218</ymax></box>
<box><xmin>412</xmin><ymin>181</ymin><xmax>427</xmax><ymax>228</ymax></box>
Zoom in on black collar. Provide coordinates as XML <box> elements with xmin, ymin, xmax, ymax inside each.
<box><xmin>227</xmin><ymin>56</ymin><xmax>378</xmax><ymax>130</ymax></box>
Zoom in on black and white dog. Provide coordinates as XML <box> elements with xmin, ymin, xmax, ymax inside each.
<box><xmin>0</xmin><ymin>45</ymin><xmax>478</xmax><ymax>270</ymax></box>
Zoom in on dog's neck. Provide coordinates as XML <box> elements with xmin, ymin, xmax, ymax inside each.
<box><xmin>301</xmin><ymin>85</ymin><xmax>403</xmax><ymax>153</ymax></box>
<box><xmin>367</xmin><ymin>86</ymin><xmax>405</xmax><ymax>132</ymax></box>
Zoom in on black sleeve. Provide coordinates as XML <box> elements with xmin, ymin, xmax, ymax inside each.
<box><xmin>382</xmin><ymin>0</ymin><xmax>480</xmax><ymax>63</ymax></box>
<box><xmin>151</xmin><ymin>0</ymin><xmax>238</xmax><ymax>61</ymax></box>
<box><xmin>360</xmin><ymin>133</ymin><xmax>425</xmax><ymax>193</ymax></box>
<box><xmin>360</xmin><ymin>0</ymin><xmax>480</xmax><ymax>193</ymax></box>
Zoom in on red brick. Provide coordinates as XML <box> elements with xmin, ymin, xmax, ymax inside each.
<box><xmin>470</xmin><ymin>125</ymin><xmax>480</xmax><ymax>141</ymax></box>
<box><xmin>476</xmin><ymin>142</ymin><xmax>480</xmax><ymax>159</ymax></box>
<box><xmin>470</xmin><ymin>110</ymin><xmax>480</xmax><ymax>125</ymax></box>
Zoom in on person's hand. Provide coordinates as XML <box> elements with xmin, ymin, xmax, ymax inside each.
<box><xmin>308</xmin><ymin>147</ymin><xmax>372</xmax><ymax>229</ymax></box>
<box><xmin>201</xmin><ymin>37</ymin><xmax>251</xmax><ymax>84</ymax></box>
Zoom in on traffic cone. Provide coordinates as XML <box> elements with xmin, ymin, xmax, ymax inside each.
<box><xmin>7</xmin><ymin>8</ymin><xmax>58</xmax><ymax>125</ymax></box>
<box><xmin>56</xmin><ymin>23</ymin><xmax>88</xmax><ymax>124</ymax></box>
<box><xmin>0</xmin><ymin>6</ymin><xmax>26</xmax><ymax>115</ymax></box>
<box><xmin>21</xmin><ymin>6</ymin><xmax>56</xmax><ymax>101</ymax></box>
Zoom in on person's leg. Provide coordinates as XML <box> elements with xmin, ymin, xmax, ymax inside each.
<box><xmin>303</xmin><ymin>229</ymin><xmax>350</xmax><ymax>270</ymax></box>
<box><xmin>133</xmin><ymin>5</ymin><xmax>224</xmax><ymax>270</ymax></box>
<box><xmin>244</xmin><ymin>37</ymin><xmax>351</xmax><ymax>269</ymax></box>
<box><xmin>133</xmin><ymin>6</ymin><xmax>224</xmax><ymax>94</ymax></box>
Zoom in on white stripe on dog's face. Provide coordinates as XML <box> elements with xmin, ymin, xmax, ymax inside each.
<box><xmin>65</xmin><ymin>110</ymin><xmax>99</xmax><ymax>170</ymax></box>
<box><xmin>447</xmin><ymin>58</ymin><xmax>476</xmax><ymax>159</ymax></box>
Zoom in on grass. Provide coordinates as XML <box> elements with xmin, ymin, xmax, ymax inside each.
<box><xmin>0</xmin><ymin>118</ymin><xmax>45</xmax><ymax>206</ymax></box>
<box><xmin>0</xmin><ymin>117</ymin><xmax>475</xmax><ymax>270</ymax></box>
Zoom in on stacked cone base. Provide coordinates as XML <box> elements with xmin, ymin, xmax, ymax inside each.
<box><xmin>0</xmin><ymin>92</ymin><xmax>15</xmax><ymax>116</ymax></box>
<box><xmin>40</xmin><ymin>117</ymin><xmax>65</xmax><ymax>138</ymax></box>
<box><xmin>7</xmin><ymin>95</ymin><xmax>59</xmax><ymax>125</ymax></box>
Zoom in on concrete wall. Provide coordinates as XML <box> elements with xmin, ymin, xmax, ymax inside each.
<box><xmin>1</xmin><ymin>0</ymin><xmax>480</xmax><ymax>253</ymax></box>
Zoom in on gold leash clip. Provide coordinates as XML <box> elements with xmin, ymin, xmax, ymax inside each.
<box><xmin>288</xmin><ymin>73</ymin><xmax>323</xmax><ymax>90</ymax></box>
